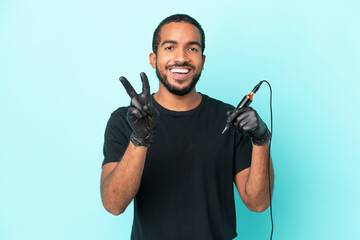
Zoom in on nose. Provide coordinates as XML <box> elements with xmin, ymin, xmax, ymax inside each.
<box><xmin>174</xmin><ymin>47</ymin><xmax>189</xmax><ymax>63</ymax></box>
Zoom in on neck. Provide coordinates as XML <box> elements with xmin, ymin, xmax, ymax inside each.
<box><xmin>153</xmin><ymin>86</ymin><xmax>202</xmax><ymax>111</ymax></box>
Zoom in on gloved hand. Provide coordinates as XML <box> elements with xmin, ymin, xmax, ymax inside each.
<box><xmin>119</xmin><ymin>72</ymin><xmax>159</xmax><ymax>147</ymax></box>
<box><xmin>226</xmin><ymin>107</ymin><xmax>271</xmax><ymax>146</ymax></box>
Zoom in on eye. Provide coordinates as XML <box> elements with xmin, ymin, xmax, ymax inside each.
<box><xmin>165</xmin><ymin>46</ymin><xmax>174</xmax><ymax>50</ymax></box>
<box><xmin>189</xmin><ymin>47</ymin><xmax>199</xmax><ymax>52</ymax></box>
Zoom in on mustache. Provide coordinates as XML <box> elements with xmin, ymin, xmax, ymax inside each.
<box><xmin>166</xmin><ymin>62</ymin><xmax>195</xmax><ymax>69</ymax></box>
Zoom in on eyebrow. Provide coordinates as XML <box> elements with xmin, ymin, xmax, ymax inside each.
<box><xmin>160</xmin><ymin>40</ymin><xmax>202</xmax><ymax>48</ymax></box>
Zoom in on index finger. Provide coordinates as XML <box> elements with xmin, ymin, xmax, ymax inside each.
<box><xmin>119</xmin><ymin>76</ymin><xmax>138</xmax><ymax>98</ymax></box>
<box><xmin>140</xmin><ymin>72</ymin><xmax>150</xmax><ymax>95</ymax></box>
<box><xmin>226</xmin><ymin>107</ymin><xmax>247</xmax><ymax>124</ymax></box>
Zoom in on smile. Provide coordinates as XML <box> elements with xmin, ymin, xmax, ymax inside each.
<box><xmin>169</xmin><ymin>67</ymin><xmax>192</xmax><ymax>80</ymax></box>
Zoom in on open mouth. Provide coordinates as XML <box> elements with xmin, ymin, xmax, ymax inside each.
<box><xmin>169</xmin><ymin>67</ymin><xmax>192</xmax><ymax>80</ymax></box>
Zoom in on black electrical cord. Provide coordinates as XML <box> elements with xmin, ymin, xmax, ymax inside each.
<box><xmin>259</xmin><ymin>80</ymin><xmax>274</xmax><ymax>240</ymax></box>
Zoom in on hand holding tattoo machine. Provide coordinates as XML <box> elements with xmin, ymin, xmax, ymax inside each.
<box><xmin>221</xmin><ymin>81</ymin><xmax>263</xmax><ymax>134</ymax></box>
<box><xmin>222</xmin><ymin>80</ymin><xmax>271</xmax><ymax>146</ymax></box>
<box><xmin>222</xmin><ymin>80</ymin><xmax>274</xmax><ymax>240</ymax></box>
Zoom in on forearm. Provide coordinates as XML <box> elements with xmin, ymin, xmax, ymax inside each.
<box><xmin>101</xmin><ymin>142</ymin><xmax>147</xmax><ymax>215</ymax></box>
<box><xmin>245</xmin><ymin>142</ymin><xmax>274</xmax><ymax>211</ymax></box>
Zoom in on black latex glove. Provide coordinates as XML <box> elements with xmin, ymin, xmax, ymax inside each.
<box><xmin>119</xmin><ymin>72</ymin><xmax>159</xmax><ymax>147</ymax></box>
<box><xmin>226</xmin><ymin>107</ymin><xmax>271</xmax><ymax>146</ymax></box>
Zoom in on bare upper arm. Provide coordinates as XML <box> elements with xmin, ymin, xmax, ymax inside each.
<box><xmin>234</xmin><ymin>167</ymin><xmax>250</xmax><ymax>204</ymax></box>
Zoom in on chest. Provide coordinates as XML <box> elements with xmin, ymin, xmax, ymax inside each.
<box><xmin>143</xmin><ymin>113</ymin><xmax>235</xmax><ymax>185</ymax></box>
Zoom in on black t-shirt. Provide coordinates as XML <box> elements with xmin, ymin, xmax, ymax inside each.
<box><xmin>102</xmin><ymin>94</ymin><xmax>252</xmax><ymax>240</ymax></box>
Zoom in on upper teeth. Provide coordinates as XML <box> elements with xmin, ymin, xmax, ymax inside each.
<box><xmin>170</xmin><ymin>68</ymin><xmax>190</xmax><ymax>73</ymax></box>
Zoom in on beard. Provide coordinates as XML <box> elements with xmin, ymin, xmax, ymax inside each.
<box><xmin>155</xmin><ymin>62</ymin><xmax>202</xmax><ymax>96</ymax></box>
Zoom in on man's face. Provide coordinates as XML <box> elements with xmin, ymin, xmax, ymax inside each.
<box><xmin>150</xmin><ymin>22</ymin><xmax>206</xmax><ymax>96</ymax></box>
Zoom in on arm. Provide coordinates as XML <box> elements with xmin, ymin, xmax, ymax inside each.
<box><xmin>100</xmin><ymin>72</ymin><xmax>159</xmax><ymax>215</ymax></box>
<box><xmin>101</xmin><ymin>143</ymin><xmax>147</xmax><ymax>215</ymax></box>
<box><xmin>234</xmin><ymin>142</ymin><xmax>274</xmax><ymax>212</ymax></box>
<box><xmin>227</xmin><ymin>106</ymin><xmax>274</xmax><ymax>212</ymax></box>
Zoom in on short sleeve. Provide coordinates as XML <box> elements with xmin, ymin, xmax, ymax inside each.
<box><xmin>102</xmin><ymin>107</ymin><xmax>132</xmax><ymax>167</ymax></box>
<box><xmin>233</xmin><ymin>133</ymin><xmax>253</xmax><ymax>176</ymax></box>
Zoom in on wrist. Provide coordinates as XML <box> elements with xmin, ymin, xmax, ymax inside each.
<box><xmin>130</xmin><ymin>132</ymin><xmax>154</xmax><ymax>147</ymax></box>
<box><xmin>252</xmin><ymin>128</ymin><xmax>271</xmax><ymax>146</ymax></box>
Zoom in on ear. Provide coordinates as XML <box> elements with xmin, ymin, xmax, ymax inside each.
<box><xmin>201</xmin><ymin>54</ymin><xmax>206</xmax><ymax>69</ymax></box>
<box><xmin>149</xmin><ymin>53</ymin><xmax>156</xmax><ymax>69</ymax></box>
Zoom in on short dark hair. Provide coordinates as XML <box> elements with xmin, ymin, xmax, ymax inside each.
<box><xmin>152</xmin><ymin>14</ymin><xmax>205</xmax><ymax>55</ymax></box>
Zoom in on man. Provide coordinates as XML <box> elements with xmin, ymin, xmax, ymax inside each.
<box><xmin>100</xmin><ymin>14</ymin><xmax>274</xmax><ymax>240</ymax></box>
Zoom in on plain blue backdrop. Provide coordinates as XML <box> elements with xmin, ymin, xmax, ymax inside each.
<box><xmin>1</xmin><ymin>0</ymin><xmax>359</xmax><ymax>239</ymax></box>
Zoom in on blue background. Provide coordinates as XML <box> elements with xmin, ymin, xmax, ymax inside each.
<box><xmin>1</xmin><ymin>0</ymin><xmax>359</xmax><ymax>239</ymax></box>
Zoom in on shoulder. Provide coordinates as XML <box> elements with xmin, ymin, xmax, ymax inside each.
<box><xmin>106</xmin><ymin>106</ymin><xmax>130</xmax><ymax>128</ymax></box>
<box><xmin>201</xmin><ymin>94</ymin><xmax>235</xmax><ymax>112</ymax></box>
<box><xmin>110</xmin><ymin>106</ymin><xmax>129</xmax><ymax>119</ymax></box>
<box><xmin>199</xmin><ymin>94</ymin><xmax>236</xmax><ymax>127</ymax></box>
<box><xmin>104</xmin><ymin>106</ymin><xmax>132</xmax><ymax>144</ymax></box>
<box><xmin>109</xmin><ymin>106</ymin><xmax>129</xmax><ymax>120</ymax></box>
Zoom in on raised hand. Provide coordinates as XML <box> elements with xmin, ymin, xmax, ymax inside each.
<box><xmin>226</xmin><ymin>107</ymin><xmax>271</xmax><ymax>146</ymax></box>
<box><xmin>119</xmin><ymin>72</ymin><xmax>159</xmax><ymax>147</ymax></box>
